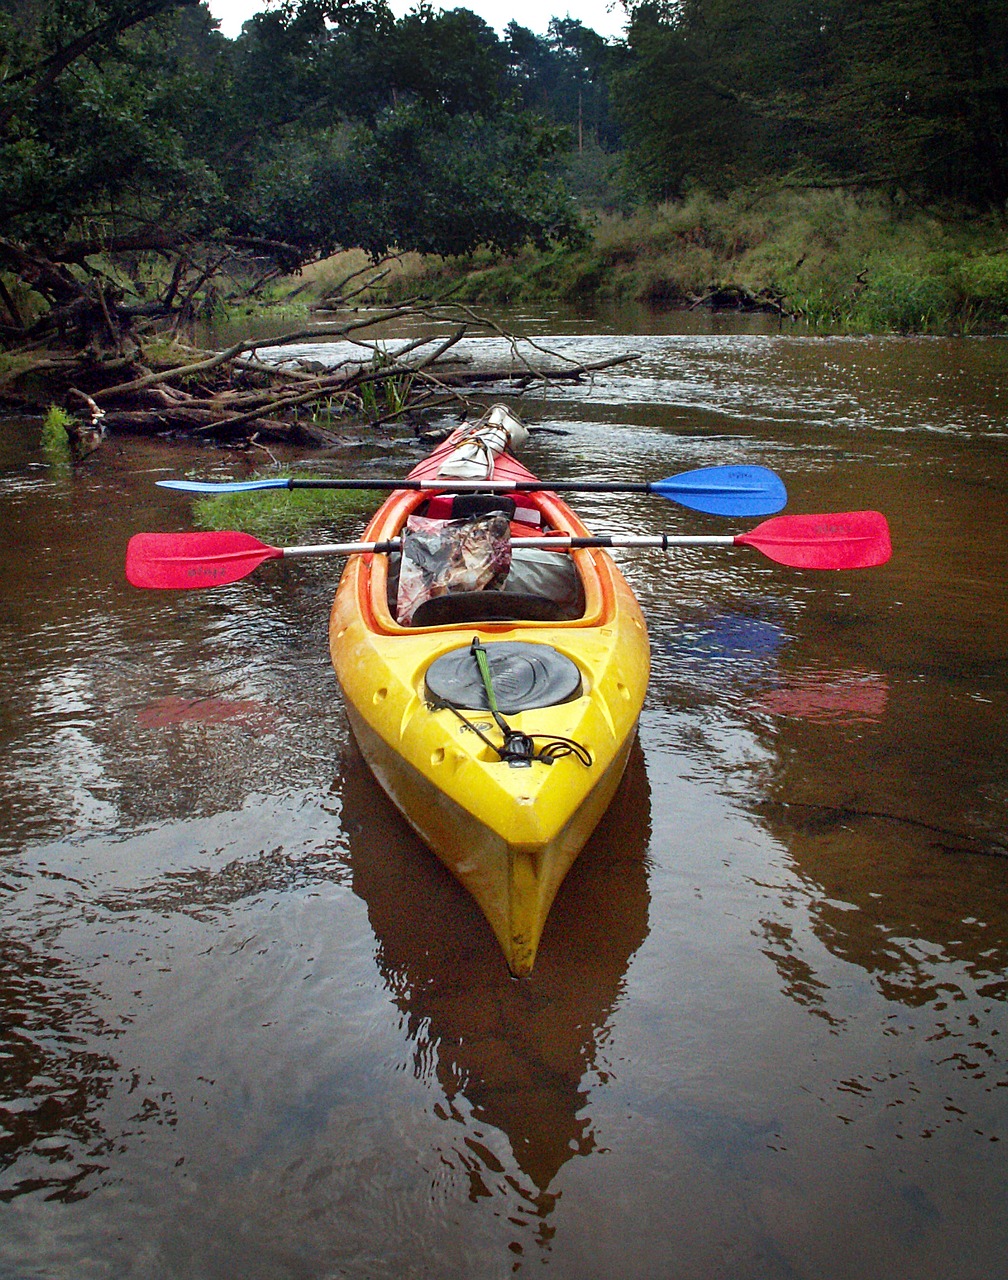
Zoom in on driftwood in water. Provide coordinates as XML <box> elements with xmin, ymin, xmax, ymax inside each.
<box><xmin>0</xmin><ymin>242</ymin><xmax>639</xmax><ymax>452</ymax></box>
<box><xmin>689</xmin><ymin>283</ymin><xmax>795</xmax><ymax>318</ymax></box>
<box><xmin>6</xmin><ymin>311</ymin><xmax>636</xmax><ymax>449</ymax></box>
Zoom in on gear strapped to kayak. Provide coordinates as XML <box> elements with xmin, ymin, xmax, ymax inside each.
<box><xmin>425</xmin><ymin>639</ymin><xmax>592</xmax><ymax>768</ymax></box>
<box><xmin>391</xmin><ymin>510</ymin><xmax>586</xmax><ymax>627</ymax></box>
<box><xmin>395</xmin><ymin>512</ymin><xmax>512</xmax><ymax>625</ymax></box>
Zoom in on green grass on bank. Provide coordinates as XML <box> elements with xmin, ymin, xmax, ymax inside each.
<box><xmin>193</xmin><ymin>481</ymin><xmax>380</xmax><ymax>541</ymax></box>
<box><xmin>319</xmin><ymin>188</ymin><xmax>1008</xmax><ymax>334</ymax></box>
<box><xmin>41</xmin><ymin>404</ymin><xmax>72</xmax><ymax>470</ymax></box>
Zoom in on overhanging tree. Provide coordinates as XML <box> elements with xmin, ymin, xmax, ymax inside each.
<box><xmin>0</xmin><ymin>0</ymin><xmax>583</xmax><ymax>350</ymax></box>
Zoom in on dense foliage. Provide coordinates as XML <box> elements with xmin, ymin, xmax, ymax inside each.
<box><xmin>505</xmin><ymin>16</ymin><xmax>625</xmax><ymax>153</ymax></box>
<box><xmin>0</xmin><ymin>0</ymin><xmax>607</xmax><ymax>341</ymax></box>
<box><xmin>615</xmin><ymin>0</ymin><xmax>1008</xmax><ymax>209</ymax></box>
<box><xmin>4</xmin><ymin>0</ymin><xmax>1006</xmax><ymax>350</ymax></box>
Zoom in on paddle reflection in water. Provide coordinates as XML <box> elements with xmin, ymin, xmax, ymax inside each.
<box><xmin>135</xmin><ymin>695</ymin><xmax>283</xmax><ymax>734</ymax></box>
<box><xmin>336</xmin><ymin>734</ymin><xmax>652</xmax><ymax>1201</ymax></box>
<box><xmin>656</xmin><ymin>607</ymin><xmax>889</xmax><ymax>725</ymax></box>
<box><xmin>753</xmin><ymin>668</ymin><xmax>888</xmax><ymax>723</ymax></box>
<box><xmin>640</xmin><ymin>565</ymin><xmax>1007</xmax><ymax>1178</ymax></box>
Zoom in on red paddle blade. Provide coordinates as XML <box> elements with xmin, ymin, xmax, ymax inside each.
<box><xmin>736</xmin><ymin>511</ymin><xmax>892</xmax><ymax>569</ymax></box>
<box><xmin>126</xmin><ymin>531</ymin><xmax>282</xmax><ymax>589</ymax></box>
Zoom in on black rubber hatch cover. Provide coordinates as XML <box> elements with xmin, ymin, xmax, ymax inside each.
<box><xmin>425</xmin><ymin>641</ymin><xmax>582</xmax><ymax>712</ymax></box>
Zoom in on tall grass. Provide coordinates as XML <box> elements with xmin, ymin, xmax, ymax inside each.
<box><xmin>324</xmin><ymin>187</ymin><xmax>1008</xmax><ymax>334</ymax></box>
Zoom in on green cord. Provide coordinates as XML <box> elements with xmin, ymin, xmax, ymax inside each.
<box><xmin>463</xmin><ymin>637</ymin><xmax>592</xmax><ymax>769</ymax></box>
<box><xmin>471</xmin><ymin>638</ymin><xmax>500</xmax><ymax>717</ymax></box>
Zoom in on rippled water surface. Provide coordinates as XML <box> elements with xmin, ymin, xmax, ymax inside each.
<box><xmin>2</xmin><ymin>317</ymin><xmax>1007</xmax><ymax>1278</ymax></box>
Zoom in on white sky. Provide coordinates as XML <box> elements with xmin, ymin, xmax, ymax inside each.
<box><xmin>206</xmin><ymin>0</ymin><xmax>629</xmax><ymax>42</ymax></box>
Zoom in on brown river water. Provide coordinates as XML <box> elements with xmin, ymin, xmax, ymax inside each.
<box><xmin>1</xmin><ymin>311</ymin><xmax>1006</xmax><ymax>1278</ymax></box>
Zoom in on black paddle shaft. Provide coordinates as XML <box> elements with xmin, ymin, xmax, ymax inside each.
<box><xmin>283</xmin><ymin>477</ymin><xmax>653</xmax><ymax>494</ymax></box>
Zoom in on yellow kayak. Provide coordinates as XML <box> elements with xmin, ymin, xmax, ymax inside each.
<box><xmin>329</xmin><ymin>420</ymin><xmax>649</xmax><ymax>975</ymax></box>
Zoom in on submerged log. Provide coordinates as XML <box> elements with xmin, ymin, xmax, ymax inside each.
<box><xmin>689</xmin><ymin>283</ymin><xmax>795</xmax><ymax>317</ymax></box>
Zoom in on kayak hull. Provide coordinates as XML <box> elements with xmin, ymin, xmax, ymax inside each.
<box><xmin>343</xmin><ymin>701</ymin><xmax>638</xmax><ymax>976</ymax></box>
<box><xmin>329</xmin><ymin>431</ymin><xmax>650</xmax><ymax>975</ymax></box>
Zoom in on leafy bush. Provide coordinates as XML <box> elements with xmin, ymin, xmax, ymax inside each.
<box><xmin>956</xmin><ymin>253</ymin><xmax>1008</xmax><ymax>321</ymax></box>
<box><xmin>41</xmin><ymin>405</ymin><xmax>72</xmax><ymax>470</ymax></box>
<box><xmin>854</xmin><ymin>270</ymin><xmax>953</xmax><ymax>332</ymax></box>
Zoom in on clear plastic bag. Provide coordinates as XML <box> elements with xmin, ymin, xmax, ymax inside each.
<box><xmin>395</xmin><ymin>513</ymin><xmax>512</xmax><ymax>625</ymax></box>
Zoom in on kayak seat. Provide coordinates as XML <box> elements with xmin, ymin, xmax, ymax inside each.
<box><xmin>410</xmin><ymin>591</ymin><xmax>577</xmax><ymax>627</ymax></box>
<box><xmin>387</xmin><ymin>547</ymin><xmax>585</xmax><ymax>627</ymax></box>
<box><xmin>422</xmin><ymin>492</ymin><xmax>544</xmax><ymax>530</ymax></box>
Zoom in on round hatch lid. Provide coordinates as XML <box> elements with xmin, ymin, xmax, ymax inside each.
<box><xmin>425</xmin><ymin>641</ymin><xmax>582</xmax><ymax>713</ymax></box>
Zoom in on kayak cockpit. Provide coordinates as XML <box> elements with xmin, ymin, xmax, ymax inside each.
<box><xmin>372</xmin><ymin>487</ymin><xmax>594</xmax><ymax>631</ymax></box>
<box><xmin>386</xmin><ymin>544</ymin><xmax>586</xmax><ymax>627</ymax></box>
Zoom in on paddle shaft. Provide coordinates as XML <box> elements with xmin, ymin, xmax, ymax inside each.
<box><xmin>238</xmin><ymin>477</ymin><xmax>745</xmax><ymax>495</ymax></box>
<box><xmin>125</xmin><ymin>512</ymin><xmax>891</xmax><ymax>589</ymax></box>
<box><xmin>281</xmin><ymin>533</ymin><xmax>738</xmax><ymax>557</ymax></box>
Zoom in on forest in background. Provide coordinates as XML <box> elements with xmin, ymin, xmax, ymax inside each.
<box><xmin>1</xmin><ymin>0</ymin><xmax>638</xmax><ymax>445</ymax></box>
<box><xmin>365</xmin><ymin>0</ymin><xmax>1008</xmax><ymax>331</ymax></box>
<box><xmin>1</xmin><ymin>0</ymin><xmax>620</xmax><ymax>345</ymax></box>
<box><xmin>618</xmin><ymin>0</ymin><xmax>1008</xmax><ymax>211</ymax></box>
<box><xmin>2</xmin><ymin>0</ymin><xmax>1008</xmax><ymax>442</ymax></box>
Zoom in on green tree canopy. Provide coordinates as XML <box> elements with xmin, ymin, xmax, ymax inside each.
<box><xmin>615</xmin><ymin>0</ymin><xmax>1008</xmax><ymax>208</ymax></box>
<box><xmin>505</xmin><ymin>16</ymin><xmax>625</xmax><ymax>151</ymax></box>
<box><xmin>0</xmin><ymin>0</ymin><xmax>583</xmax><ymax>342</ymax></box>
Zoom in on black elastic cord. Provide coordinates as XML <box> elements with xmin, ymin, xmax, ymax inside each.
<box><xmin>431</xmin><ymin>698</ymin><xmax>593</xmax><ymax>768</ymax></box>
<box><xmin>423</xmin><ymin>638</ymin><xmax>593</xmax><ymax>769</ymax></box>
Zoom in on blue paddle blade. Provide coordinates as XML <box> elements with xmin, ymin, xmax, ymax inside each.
<box><xmin>650</xmin><ymin>465</ymin><xmax>787</xmax><ymax>517</ymax></box>
<box><xmin>156</xmin><ymin>478</ymin><xmax>288</xmax><ymax>494</ymax></box>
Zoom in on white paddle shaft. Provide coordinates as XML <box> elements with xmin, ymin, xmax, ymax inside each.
<box><xmin>280</xmin><ymin>533</ymin><xmax>737</xmax><ymax>558</ymax></box>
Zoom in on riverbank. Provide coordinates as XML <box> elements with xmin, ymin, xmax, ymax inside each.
<box><xmin>301</xmin><ymin>189</ymin><xmax>1008</xmax><ymax>335</ymax></box>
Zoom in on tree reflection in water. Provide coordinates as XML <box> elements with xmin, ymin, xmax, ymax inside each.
<box><xmin>0</xmin><ymin>934</ymin><xmax>117</xmax><ymax>1202</ymax></box>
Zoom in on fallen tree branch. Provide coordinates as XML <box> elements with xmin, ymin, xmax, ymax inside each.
<box><xmin>92</xmin><ymin>308</ymin><xmax>421</xmax><ymax>402</ymax></box>
<box><xmin>3</xmin><ymin>286</ymin><xmax>642</xmax><ymax>453</ymax></box>
<box><xmin>428</xmin><ymin>350</ymin><xmax>638</xmax><ymax>386</ymax></box>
